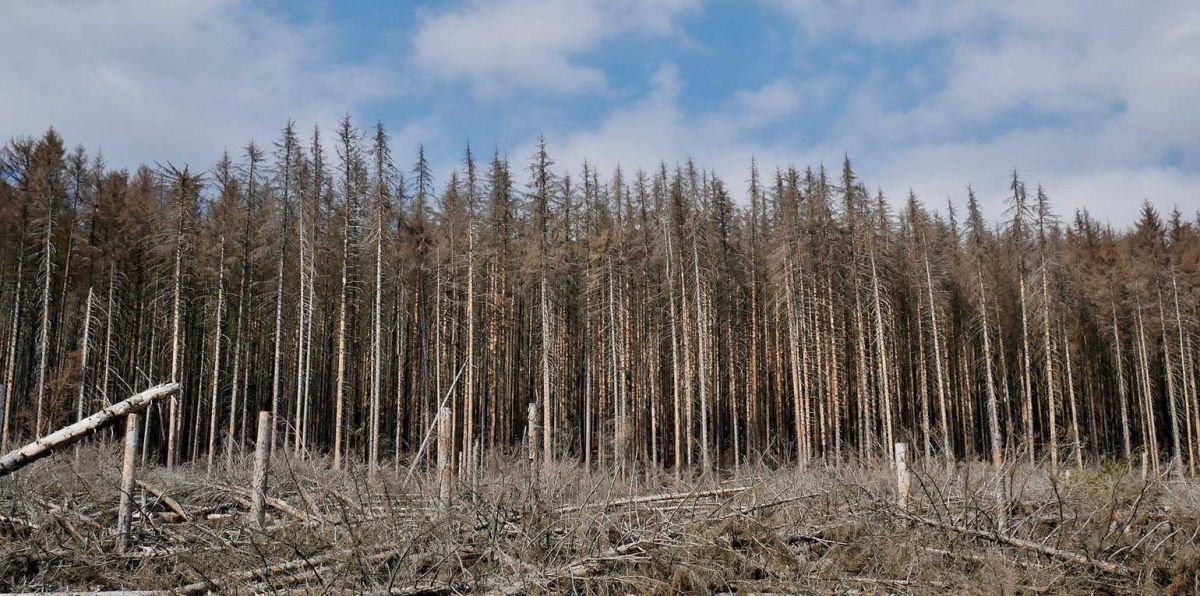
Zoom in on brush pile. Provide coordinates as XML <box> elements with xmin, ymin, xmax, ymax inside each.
<box><xmin>2</xmin><ymin>446</ymin><xmax>1198</xmax><ymax>594</ymax></box>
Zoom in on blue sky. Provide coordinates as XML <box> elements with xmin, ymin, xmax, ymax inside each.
<box><xmin>3</xmin><ymin>0</ymin><xmax>1199</xmax><ymax>224</ymax></box>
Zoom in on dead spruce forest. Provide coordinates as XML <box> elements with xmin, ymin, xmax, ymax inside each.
<box><xmin>2</xmin><ymin>121</ymin><xmax>1200</xmax><ymax>593</ymax></box>
<box><xmin>3</xmin><ymin>121</ymin><xmax>1200</xmax><ymax>475</ymax></box>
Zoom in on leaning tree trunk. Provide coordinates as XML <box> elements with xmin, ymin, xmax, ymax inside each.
<box><xmin>0</xmin><ymin>383</ymin><xmax>180</xmax><ymax>477</ymax></box>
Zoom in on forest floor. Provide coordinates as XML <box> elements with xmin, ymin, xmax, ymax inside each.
<box><xmin>2</xmin><ymin>445</ymin><xmax>1199</xmax><ymax>594</ymax></box>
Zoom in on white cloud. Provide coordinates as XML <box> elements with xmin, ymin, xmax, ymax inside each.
<box><xmin>729</xmin><ymin>80</ymin><xmax>807</xmax><ymax>130</ymax></box>
<box><xmin>0</xmin><ymin>0</ymin><xmax>392</xmax><ymax>171</ymax></box>
<box><xmin>412</xmin><ymin>0</ymin><xmax>699</xmax><ymax>96</ymax></box>
<box><xmin>761</xmin><ymin>0</ymin><xmax>1200</xmax><ymax>224</ymax></box>
<box><xmin>547</xmin><ymin>65</ymin><xmax>805</xmax><ymax>187</ymax></box>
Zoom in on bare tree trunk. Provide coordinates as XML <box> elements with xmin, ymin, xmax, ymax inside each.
<box><xmin>870</xmin><ymin>253</ymin><xmax>893</xmax><ymax>462</ymax></box>
<box><xmin>1158</xmin><ymin>288</ymin><xmax>1182</xmax><ymax>474</ymax></box>
<box><xmin>666</xmin><ymin>223</ymin><xmax>682</xmax><ymax>477</ymax></box>
<box><xmin>166</xmin><ymin>204</ymin><xmax>184</xmax><ymax>469</ymax></box>
<box><xmin>826</xmin><ymin>281</ymin><xmax>841</xmax><ymax>463</ymax></box>
<box><xmin>251</xmin><ymin>411</ymin><xmax>271</xmax><ymax>527</ymax></box>
<box><xmin>438</xmin><ymin>406</ymin><xmax>451</xmax><ymax>502</ymax></box>
<box><xmin>917</xmin><ymin>306</ymin><xmax>932</xmax><ymax>459</ymax></box>
<box><xmin>141</xmin><ymin>301</ymin><xmax>158</xmax><ymax>466</ymax></box>
<box><xmin>226</xmin><ymin>276</ymin><xmax>245</xmax><ymax>467</ymax></box>
<box><xmin>269</xmin><ymin>251</ymin><xmax>284</xmax><ymax>457</ymax></box>
<box><xmin>463</xmin><ymin>246</ymin><xmax>475</xmax><ymax>476</ymax></box>
<box><xmin>1174</xmin><ymin>273</ymin><xmax>1197</xmax><ymax>474</ymax></box>
<box><xmin>924</xmin><ymin>250</ymin><xmax>951</xmax><ymax>462</ymax></box>
<box><xmin>692</xmin><ymin>237</ymin><xmax>709</xmax><ymax>473</ymax></box>
<box><xmin>206</xmin><ymin>241</ymin><xmax>225</xmax><ymax>474</ymax></box>
<box><xmin>853</xmin><ymin>288</ymin><xmax>869</xmax><ymax>460</ymax></box>
<box><xmin>369</xmin><ymin>197</ymin><xmax>383</xmax><ymax>478</ymax></box>
<box><xmin>1063</xmin><ymin>325</ymin><xmax>1083</xmax><ymax>469</ymax></box>
<box><xmin>0</xmin><ymin>252</ymin><xmax>23</xmax><ymax>452</ymax></box>
<box><xmin>1184</xmin><ymin>331</ymin><xmax>1199</xmax><ymax>475</ymax></box>
<box><xmin>73</xmin><ymin>288</ymin><xmax>94</xmax><ymax>464</ymax></box>
<box><xmin>1019</xmin><ymin>277</ymin><xmax>1035</xmax><ymax>463</ymax></box>
<box><xmin>34</xmin><ymin>196</ymin><xmax>53</xmax><ymax>437</ymax></box>
<box><xmin>100</xmin><ymin>272</ymin><xmax>114</xmax><ymax>410</ymax></box>
<box><xmin>979</xmin><ymin>274</ymin><xmax>1002</xmax><ymax>467</ymax></box>
<box><xmin>606</xmin><ymin>262</ymin><xmax>623</xmax><ymax>472</ymax></box>
<box><xmin>116</xmin><ymin>413</ymin><xmax>139</xmax><ymax>554</ymax></box>
<box><xmin>787</xmin><ymin>262</ymin><xmax>808</xmax><ymax>466</ymax></box>
<box><xmin>1112</xmin><ymin>304</ymin><xmax>1132</xmax><ymax>461</ymax></box>
<box><xmin>542</xmin><ymin>273</ymin><xmax>553</xmax><ymax>471</ymax></box>
<box><xmin>1041</xmin><ymin>265</ymin><xmax>1058</xmax><ymax>474</ymax></box>
<box><xmin>526</xmin><ymin>402</ymin><xmax>539</xmax><ymax>476</ymax></box>
<box><xmin>1135</xmin><ymin>301</ymin><xmax>1159</xmax><ymax>473</ymax></box>
<box><xmin>332</xmin><ymin>209</ymin><xmax>350</xmax><ymax>470</ymax></box>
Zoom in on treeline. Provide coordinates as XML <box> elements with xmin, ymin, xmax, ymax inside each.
<box><xmin>1</xmin><ymin>121</ymin><xmax>1198</xmax><ymax>477</ymax></box>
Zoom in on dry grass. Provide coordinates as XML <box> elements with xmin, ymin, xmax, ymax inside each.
<box><xmin>2</xmin><ymin>445</ymin><xmax>1199</xmax><ymax>594</ymax></box>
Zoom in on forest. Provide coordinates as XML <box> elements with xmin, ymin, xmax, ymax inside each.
<box><xmin>4</xmin><ymin>121</ymin><xmax>1200</xmax><ymax>593</ymax></box>
<box><xmin>1</xmin><ymin>120</ymin><xmax>1198</xmax><ymax>477</ymax></box>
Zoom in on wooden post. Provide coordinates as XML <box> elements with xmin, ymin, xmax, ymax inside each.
<box><xmin>895</xmin><ymin>442</ymin><xmax>910</xmax><ymax>509</ymax></box>
<box><xmin>116</xmin><ymin>413</ymin><xmax>139</xmax><ymax>554</ymax></box>
<box><xmin>527</xmin><ymin>403</ymin><xmax>540</xmax><ymax>476</ymax></box>
<box><xmin>251</xmin><ymin>411</ymin><xmax>271</xmax><ymax>527</ymax></box>
<box><xmin>437</xmin><ymin>406</ymin><xmax>451</xmax><ymax>503</ymax></box>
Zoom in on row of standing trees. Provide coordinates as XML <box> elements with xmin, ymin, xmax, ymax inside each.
<box><xmin>1</xmin><ymin>122</ymin><xmax>1198</xmax><ymax>477</ymax></box>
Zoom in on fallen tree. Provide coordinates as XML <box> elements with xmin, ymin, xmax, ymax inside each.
<box><xmin>0</xmin><ymin>383</ymin><xmax>179</xmax><ymax>477</ymax></box>
<box><xmin>904</xmin><ymin>511</ymin><xmax>1134</xmax><ymax>577</ymax></box>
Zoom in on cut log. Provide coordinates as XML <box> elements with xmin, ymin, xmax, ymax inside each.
<box><xmin>213</xmin><ymin>482</ymin><xmax>310</xmax><ymax>523</ymax></box>
<box><xmin>906</xmin><ymin>511</ymin><xmax>1133</xmax><ymax>577</ymax></box>
<box><xmin>136</xmin><ymin>480</ymin><xmax>188</xmax><ymax>522</ymax></box>
<box><xmin>0</xmin><ymin>383</ymin><xmax>179</xmax><ymax>477</ymax></box>
<box><xmin>174</xmin><ymin>543</ymin><xmax>401</xmax><ymax>594</ymax></box>
<box><xmin>555</xmin><ymin>486</ymin><xmax>750</xmax><ymax>514</ymax></box>
<box><xmin>0</xmin><ymin>513</ymin><xmax>39</xmax><ymax>535</ymax></box>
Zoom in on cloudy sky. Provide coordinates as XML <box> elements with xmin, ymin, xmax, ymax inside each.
<box><xmin>2</xmin><ymin>0</ymin><xmax>1198</xmax><ymax>223</ymax></box>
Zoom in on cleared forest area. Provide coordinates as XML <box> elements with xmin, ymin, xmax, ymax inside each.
<box><xmin>1</xmin><ymin>120</ymin><xmax>1199</xmax><ymax>592</ymax></box>
<box><xmin>3</xmin><ymin>445</ymin><xmax>1200</xmax><ymax>593</ymax></box>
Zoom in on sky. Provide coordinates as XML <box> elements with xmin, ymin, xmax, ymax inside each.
<box><xmin>2</xmin><ymin>0</ymin><xmax>1199</xmax><ymax>224</ymax></box>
